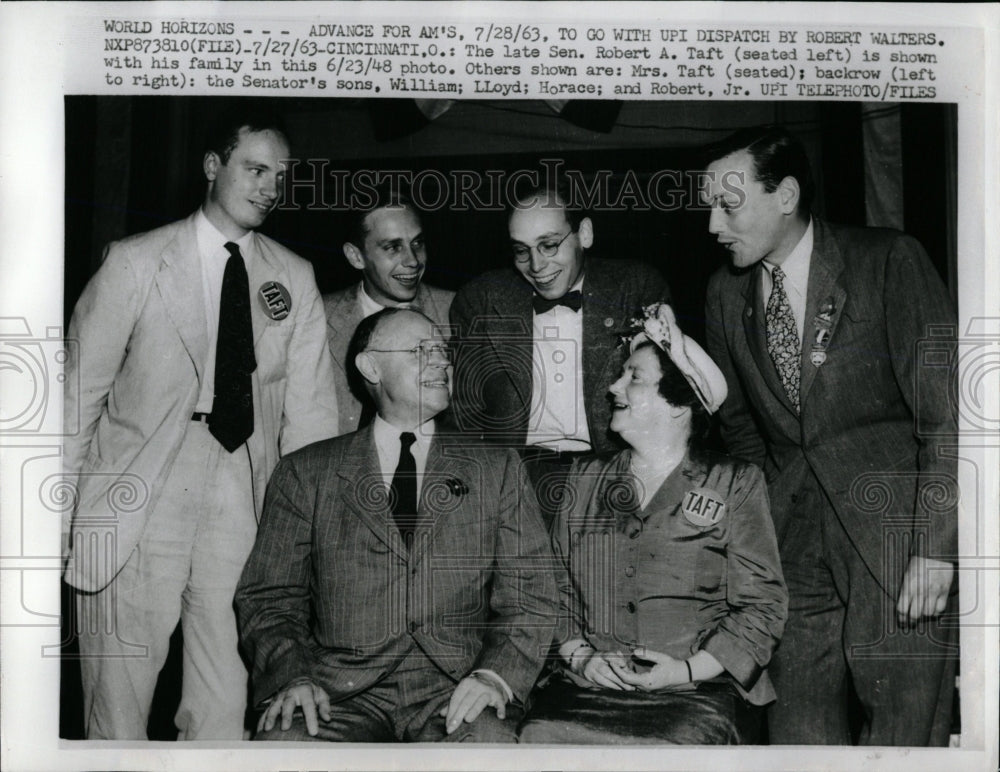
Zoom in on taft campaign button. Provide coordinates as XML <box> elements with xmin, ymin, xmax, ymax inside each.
<box><xmin>258</xmin><ymin>281</ymin><xmax>291</xmax><ymax>320</ymax></box>
<box><xmin>681</xmin><ymin>488</ymin><xmax>727</xmax><ymax>527</ymax></box>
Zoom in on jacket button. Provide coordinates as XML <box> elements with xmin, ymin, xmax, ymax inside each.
<box><xmin>626</xmin><ymin>601</ymin><xmax>636</xmax><ymax>613</ymax></box>
<box><xmin>624</xmin><ymin>566</ymin><xmax>635</xmax><ymax>577</ymax></box>
<box><xmin>408</xmin><ymin>621</ymin><xmax>418</xmax><ymax>634</ymax></box>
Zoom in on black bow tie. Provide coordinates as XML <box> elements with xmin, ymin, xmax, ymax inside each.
<box><xmin>532</xmin><ymin>290</ymin><xmax>583</xmax><ymax>315</ymax></box>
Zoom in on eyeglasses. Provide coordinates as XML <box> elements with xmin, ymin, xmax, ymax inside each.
<box><xmin>365</xmin><ymin>340</ymin><xmax>452</xmax><ymax>362</ymax></box>
<box><xmin>511</xmin><ymin>230</ymin><xmax>574</xmax><ymax>263</ymax></box>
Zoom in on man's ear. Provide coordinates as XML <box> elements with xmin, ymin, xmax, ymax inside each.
<box><xmin>343</xmin><ymin>242</ymin><xmax>366</xmax><ymax>271</ymax></box>
<box><xmin>577</xmin><ymin>217</ymin><xmax>594</xmax><ymax>249</ymax></box>
<box><xmin>354</xmin><ymin>351</ymin><xmax>380</xmax><ymax>386</ymax></box>
<box><xmin>203</xmin><ymin>151</ymin><xmax>220</xmax><ymax>182</ymax></box>
<box><xmin>777</xmin><ymin>176</ymin><xmax>801</xmax><ymax>216</ymax></box>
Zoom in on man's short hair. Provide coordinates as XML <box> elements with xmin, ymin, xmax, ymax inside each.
<box><xmin>703</xmin><ymin>125</ymin><xmax>814</xmax><ymax>215</ymax></box>
<box><xmin>345</xmin><ymin>306</ymin><xmax>414</xmax><ymax>401</ymax></box>
<box><xmin>204</xmin><ymin>104</ymin><xmax>289</xmax><ymax>165</ymax></box>
<box><xmin>346</xmin><ymin>184</ymin><xmax>419</xmax><ymax>251</ymax></box>
<box><xmin>508</xmin><ymin>176</ymin><xmax>586</xmax><ymax>231</ymax></box>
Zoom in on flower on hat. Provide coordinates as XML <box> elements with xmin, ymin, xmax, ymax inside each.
<box><xmin>623</xmin><ymin>302</ymin><xmax>728</xmax><ymax>414</ymax></box>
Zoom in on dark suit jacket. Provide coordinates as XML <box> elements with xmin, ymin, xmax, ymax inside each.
<box><xmin>235</xmin><ymin>425</ymin><xmax>558</xmax><ymax>708</ymax></box>
<box><xmin>323</xmin><ymin>282</ymin><xmax>454</xmax><ymax>434</ymax></box>
<box><xmin>449</xmin><ymin>258</ymin><xmax>669</xmax><ymax>453</ymax></box>
<box><xmin>705</xmin><ymin>218</ymin><xmax>957</xmax><ymax>592</ymax></box>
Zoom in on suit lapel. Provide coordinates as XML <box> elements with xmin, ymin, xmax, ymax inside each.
<box><xmin>414</xmin><ymin>437</ymin><xmax>468</xmax><ymax>562</ymax></box>
<box><xmin>248</xmin><ymin>234</ymin><xmax>292</xmax><ymax>346</ymax></box>
<box><xmin>337</xmin><ymin>426</ymin><xmax>409</xmax><ymax>561</ymax></box>
<box><xmin>741</xmin><ymin>265</ymin><xmax>795</xmax><ymax>414</ymax></box>
<box><xmin>326</xmin><ymin>283</ymin><xmax>364</xmax><ymax>352</ymax></box>
<box><xmin>582</xmin><ymin>262</ymin><xmax>624</xmax><ymax>413</ymax></box>
<box><xmin>155</xmin><ymin>213</ymin><xmax>209</xmax><ymax>384</ymax></box>
<box><xmin>489</xmin><ymin>279</ymin><xmax>533</xmax><ymax>406</ymax></box>
<box><xmin>799</xmin><ymin>220</ymin><xmax>847</xmax><ymax>406</ymax></box>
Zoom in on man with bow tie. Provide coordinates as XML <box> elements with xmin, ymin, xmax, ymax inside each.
<box><xmin>236</xmin><ymin>308</ymin><xmax>557</xmax><ymax>742</ymax></box>
<box><xmin>702</xmin><ymin>125</ymin><xmax>958</xmax><ymax>745</ymax></box>
<box><xmin>450</xmin><ymin>179</ymin><xmax>669</xmax><ymax>528</ymax></box>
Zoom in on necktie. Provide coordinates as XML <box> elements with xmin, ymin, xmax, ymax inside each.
<box><xmin>532</xmin><ymin>290</ymin><xmax>583</xmax><ymax>315</ymax></box>
<box><xmin>391</xmin><ymin>432</ymin><xmax>418</xmax><ymax>544</ymax></box>
<box><xmin>765</xmin><ymin>266</ymin><xmax>800</xmax><ymax>412</ymax></box>
<box><xmin>209</xmin><ymin>242</ymin><xmax>257</xmax><ymax>451</ymax></box>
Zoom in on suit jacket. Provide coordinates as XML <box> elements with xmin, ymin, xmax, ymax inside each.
<box><xmin>235</xmin><ymin>426</ymin><xmax>558</xmax><ymax>708</ymax></box>
<box><xmin>449</xmin><ymin>258</ymin><xmax>669</xmax><ymax>453</ymax></box>
<box><xmin>705</xmin><ymin>218</ymin><xmax>957</xmax><ymax>592</ymax></box>
<box><xmin>553</xmin><ymin>451</ymin><xmax>787</xmax><ymax>705</ymax></box>
<box><xmin>63</xmin><ymin>212</ymin><xmax>339</xmax><ymax>591</ymax></box>
<box><xmin>323</xmin><ymin>281</ymin><xmax>454</xmax><ymax>434</ymax></box>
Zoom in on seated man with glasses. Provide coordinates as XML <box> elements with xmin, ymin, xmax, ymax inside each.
<box><xmin>450</xmin><ymin>178</ymin><xmax>671</xmax><ymax>529</ymax></box>
<box><xmin>236</xmin><ymin>307</ymin><xmax>557</xmax><ymax>743</ymax></box>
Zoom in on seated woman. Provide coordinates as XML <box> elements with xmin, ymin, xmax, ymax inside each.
<box><xmin>519</xmin><ymin>303</ymin><xmax>788</xmax><ymax>745</ymax></box>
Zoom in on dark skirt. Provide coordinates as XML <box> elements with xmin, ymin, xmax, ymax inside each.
<box><xmin>518</xmin><ymin>675</ymin><xmax>761</xmax><ymax>745</ymax></box>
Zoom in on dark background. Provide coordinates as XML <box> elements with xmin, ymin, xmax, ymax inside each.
<box><xmin>61</xmin><ymin>96</ymin><xmax>957</xmax><ymax>740</ymax></box>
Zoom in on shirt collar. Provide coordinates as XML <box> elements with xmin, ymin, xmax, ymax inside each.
<box><xmin>762</xmin><ymin>219</ymin><xmax>813</xmax><ymax>292</ymax></box>
<box><xmin>196</xmin><ymin>207</ymin><xmax>254</xmax><ymax>261</ymax></box>
<box><xmin>358</xmin><ymin>281</ymin><xmax>417</xmax><ymax>320</ymax></box>
<box><xmin>373</xmin><ymin>413</ymin><xmax>435</xmax><ymax>450</ymax></box>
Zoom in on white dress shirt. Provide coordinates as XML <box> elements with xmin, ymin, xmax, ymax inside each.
<box><xmin>761</xmin><ymin>219</ymin><xmax>814</xmax><ymax>346</ymax></box>
<box><xmin>194</xmin><ymin>208</ymin><xmax>255</xmax><ymax>414</ymax></box>
<box><xmin>525</xmin><ymin>276</ymin><xmax>592</xmax><ymax>452</ymax></box>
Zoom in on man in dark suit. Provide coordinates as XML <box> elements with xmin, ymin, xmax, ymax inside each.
<box><xmin>236</xmin><ymin>308</ymin><xmax>557</xmax><ymax>742</ymax></box>
<box><xmin>702</xmin><ymin>125</ymin><xmax>957</xmax><ymax>745</ymax></box>
<box><xmin>450</xmin><ymin>180</ymin><xmax>669</xmax><ymax>526</ymax></box>
<box><xmin>324</xmin><ymin>189</ymin><xmax>454</xmax><ymax>433</ymax></box>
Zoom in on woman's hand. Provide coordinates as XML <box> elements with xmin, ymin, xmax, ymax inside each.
<box><xmin>613</xmin><ymin>647</ymin><xmax>688</xmax><ymax>691</ymax></box>
<box><xmin>576</xmin><ymin>650</ymin><xmax>637</xmax><ymax>691</ymax></box>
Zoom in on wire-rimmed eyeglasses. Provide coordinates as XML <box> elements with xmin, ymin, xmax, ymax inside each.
<box><xmin>365</xmin><ymin>340</ymin><xmax>452</xmax><ymax>362</ymax></box>
<box><xmin>511</xmin><ymin>230</ymin><xmax>574</xmax><ymax>264</ymax></box>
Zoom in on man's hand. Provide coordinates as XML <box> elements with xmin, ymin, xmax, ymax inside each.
<box><xmin>439</xmin><ymin>673</ymin><xmax>507</xmax><ymax>734</ymax></box>
<box><xmin>257</xmin><ymin>678</ymin><xmax>331</xmax><ymax>736</ymax></box>
<box><xmin>896</xmin><ymin>555</ymin><xmax>954</xmax><ymax>626</ymax></box>
<box><xmin>577</xmin><ymin>650</ymin><xmax>636</xmax><ymax>691</ymax></box>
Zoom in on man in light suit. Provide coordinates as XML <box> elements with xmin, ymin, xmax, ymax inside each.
<box><xmin>63</xmin><ymin>108</ymin><xmax>339</xmax><ymax>739</ymax></box>
<box><xmin>236</xmin><ymin>308</ymin><xmax>557</xmax><ymax>742</ymax></box>
<box><xmin>702</xmin><ymin>125</ymin><xmax>957</xmax><ymax>745</ymax></box>
<box><xmin>450</xmin><ymin>179</ymin><xmax>669</xmax><ymax>527</ymax></box>
<box><xmin>324</xmin><ymin>189</ymin><xmax>453</xmax><ymax>433</ymax></box>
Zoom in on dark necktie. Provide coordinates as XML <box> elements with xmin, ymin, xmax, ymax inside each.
<box><xmin>532</xmin><ymin>290</ymin><xmax>583</xmax><ymax>315</ymax></box>
<box><xmin>209</xmin><ymin>242</ymin><xmax>257</xmax><ymax>451</ymax></box>
<box><xmin>765</xmin><ymin>266</ymin><xmax>801</xmax><ymax>412</ymax></box>
<box><xmin>391</xmin><ymin>432</ymin><xmax>418</xmax><ymax>543</ymax></box>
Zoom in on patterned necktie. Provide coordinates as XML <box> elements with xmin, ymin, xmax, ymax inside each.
<box><xmin>391</xmin><ymin>432</ymin><xmax>418</xmax><ymax>544</ymax></box>
<box><xmin>532</xmin><ymin>290</ymin><xmax>583</xmax><ymax>315</ymax></box>
<box><xmin>765</xmin><ymin>266</ymin><xmax>800</xmax><ymax>412</ymax></box>
<box><xmin>209</xmin><ymin>242</ymin><xmax>257</xmax><ymax>451</ymax></box>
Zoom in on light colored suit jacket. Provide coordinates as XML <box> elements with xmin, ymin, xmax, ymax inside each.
<box><xmin>705</xmin><ymin>218</ymin><xmax>957</xmax><ymax>592</ymax></box>
<box><xmin>450</xmin><ymin>257</ymin><xmax>669</xmax><ymax>454</ymax></box>
<box><xmin>235</xmin><ymin>426</ymin><xmax>558</xmax><ymax>707</ymax></box>
<box><xmin>323</xmin><ymin>282</ymin><xmax>454</xmax><ymax>434</ymax></box>
<box><xmin>63</xmin><ymin>212</ymin><xmax>339</xmax><ymax>591</ymax></box>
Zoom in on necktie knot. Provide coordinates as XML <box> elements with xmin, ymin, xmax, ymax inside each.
<box><xmin>772</xmin><ymin>266</ymin><xmax>786</xmax><ymax>287</ymax></box>
<box><xmin>399</xmin><ymin>431</ymin><xmax>416</xmax><ymax>453</ymax></box>
<box><xmin>533</xmin><ymin>290</ymin><xmax>583</xmax><ymax>315</ymax></box>
<box><xmin>224</xmin><ymin>241</ymin><xmax>242</xmax><ymax>260</ymax></box>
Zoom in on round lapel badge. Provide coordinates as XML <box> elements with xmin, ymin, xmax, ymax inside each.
<box><xmin>258</xmin><ymin>281</ymin><xmax>291</xmax><ymax>321</ymax></box>
<box><xmin>681</xmin><ymin>488</ymin><xmax>727</xmax><ymax>528</ymax></box>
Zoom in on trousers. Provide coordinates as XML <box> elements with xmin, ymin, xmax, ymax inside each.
<box><xmin>767</xmin><ymin>471</ymin><xmax>957</xmax><ymax>745</ymax></box>
<box><xmin>76</xmin><ymin>421</ymin><xmax>257</xmax><ymax>739</ymax></box>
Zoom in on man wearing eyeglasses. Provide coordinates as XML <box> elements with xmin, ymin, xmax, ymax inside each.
<box><xmin>450</xmin><ymin>179</ymin><xmax>670</xmax><ymax>528</ymax></box>
<box><xmin>236</xmin><ymin>307</ymin><xmax>557</xmax><ymax>743</ymax></box>
<box><xmin>324</xmin><ymin>186</ymin><xmax>454</xmax><ymax>434</ymax></box>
